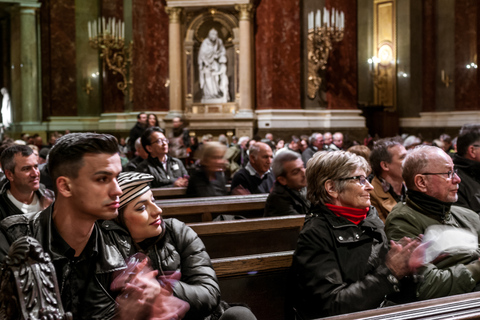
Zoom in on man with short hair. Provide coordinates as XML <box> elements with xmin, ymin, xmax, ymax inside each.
<box><xmin>0</xmin><ymin>145</ymin><xmax>53</xmax><ymax>220</ymax></box>
<box><xmin>231</xmin><ymin>142</ymin><xmax>274</xmax><ymax>194</ymax></box>
<box><xmin>323</xmin><ymin>132</ymin><xmax>333</xmax><ymax>150</ymax></box>
<box><xmin>0</xmin><ymin>133</ymin><xmax>135</xmax><ymax>318</ymax></box>
<box><xmin>385</xmin><ymin>145</ymin><xmax>480</xmax><ymax>301</ymax></box>
<box><xmin>137</xmin><ymin>126</ymin><xmax>188</xmax><ymax>187</ymax></box>
<box><xmin>369</xmin><ymin>139</ymin><xmax>407</xmax><ymax>222</ymax></box>
<box><xmin>128</xmin><ymin>112</ymin><xmax>147</xmax><ymax>156</ymax></box>
<box><xmin>452</xmin><ymin>124</ymin><xmax>480</xmax><ymax>213</ymax></box>
<box><xmin>123</xmin><ymin>137</ymin><xmax>148</xmax><ymax>172</ymax></box>
<box><xmin>264</xmin><ymin>150</ymin><xmax>309</xmax><ymax>216</ymax></box>
<box><xmin>301</xmin><ymin>133</ymin><xmax>323</xmax><ymax>167</ymax></box>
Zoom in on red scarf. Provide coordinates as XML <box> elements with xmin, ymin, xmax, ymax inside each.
<box><xmin>325</xmin><ymin>203</ymin><xmax>369</xmax><ymax>225</ymax></box>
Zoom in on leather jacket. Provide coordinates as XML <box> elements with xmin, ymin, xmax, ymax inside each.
<box><xmin>0</xmin><ymin>204</ymin><xmax>135</xmax><ymax>319</ymax></box>
<box><xmin>136</xmin><ymin>156</ymin><xmax>188</xmax><ymax>188</ymax></box>
<box><xmin>291</xmin><ymin>204</ymin><xmax>400</xmax><ymax>319</ymax></box>
<box><xmin>0</xmin><ymin>180</ymin><xmax>54</xmax><ymax>221</ymax></box>
<box><xmin>102</xmin><ymin>218</ymin><xmax>221</xmax><ymax>320</ymax></box>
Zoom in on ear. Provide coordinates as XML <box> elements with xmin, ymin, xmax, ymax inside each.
<box><xmin>277</xmin><ymin>176</ymin><xmax>287</xmax><ymax>186</ymax></box>
<box><xmin>5</xmin><ymin>170</ymin><xmax>14</xmax><ymax>182</ymax></box>
<box><xmin>56</xmin><ymin>176</ymin><xmax>73</xmax><ymax>198</ymax></box>
<box><xmin>324</xmin><ymin>180</ymin><xmax>338</xmax><ymax>199</ymax></box>
<box><xmin>145</xmin><ymin>144</ymin><xmax>153</xmax><ymax>154</ymax></box>
<box><xmin>413</xmin><ymin>174</ymin><xmax>428</xmax><ymax>193</ymax></box>
<box><xmin>380</xmin><ymin>160</ymin><xmax>389</xmax><ymax>172</ymax></box>
<box><xmin>467</xmin><ymin>145</ymin><xmax>478</xmax><ymax>159</ymax></box>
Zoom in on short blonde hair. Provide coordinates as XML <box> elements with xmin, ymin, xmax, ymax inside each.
<box><xmin>199</xmin><ymin>141</ymin><xmax>227</xmax><ymax>164</ymax></box>
<box><xmin>306</xmin><ymin>151</ymin><xmax>370</xmax><ymax>206</ymax></box>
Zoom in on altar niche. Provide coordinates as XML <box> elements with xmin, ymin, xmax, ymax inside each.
<box><xmin>185</xmin><ymin>10</ymin><xmax>239</xmax><ymax>115</ymax></box>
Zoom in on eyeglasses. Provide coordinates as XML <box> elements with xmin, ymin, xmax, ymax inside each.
<box><xmin>420</xmin><ymin>168</ymin><xmax>458</xmax><ymax>180</ymax></box>
<box><xmin>152</xmin><ymin>138</ymin><xmax>169</xmax><ymax>146</ymax></box>
<box><xmin>339</xmin><ymin>175</ymin><xmax>368</xmax><ymax>186</ymax></box>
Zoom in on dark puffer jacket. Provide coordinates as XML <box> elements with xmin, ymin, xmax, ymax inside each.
<box><xmin>291</xmin><ymin>204</ymin><xmax>400</xmax><ymax>319</ymax></box>
<box><xmin>452</xmin><ymin>154</ymin><xmax>480</xmax><ymax>213</ymax></box>
<box><xmin>102</xmin><ymin>218</ymin><xmax>220</xmax><ymax>320</ymax></box>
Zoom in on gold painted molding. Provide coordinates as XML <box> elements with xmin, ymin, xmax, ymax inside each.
<box><xmin>165</xmin><ymin>7</ymin><xmax>183</xmax><ymax>23</ymax></box>
<box><xmin>235</xmin><ymin>4</ymin><xmax>255</xmax><ymax>21</ymax></box>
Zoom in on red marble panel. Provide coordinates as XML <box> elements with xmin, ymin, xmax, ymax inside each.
<box><xmin>422</xmin><ymin>0</ymin><xmax>436</xmax><ymax>112</ymax></box>
<box><xmin>455</xmin><ymin>0</ymin><xmax>478</xmax><ymax>110</ymax></box>
<box><xmin>101</xmin><ymin>0</ymin><xmax>125</xmax><ymax>113</ymax></box>
<box><xmin>255</xmin><ymin>0</ymin><xmax>301</xmax><ymax>109</ymax></box>
<box><xmin>325</xmin><ymin>0</ymin><xmax>357</xmax><ymax>110</ymax></box>
<box><xmin>132</xmin><ymin>0</ymin><xmax>169</xmax><ymax>112</ymax></box>
<box><xmin>40</xmin><ymin>0</ymin><xmax>77</xmax><ymax>118</ymax></box>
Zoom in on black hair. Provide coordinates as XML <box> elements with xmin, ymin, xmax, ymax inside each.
<box><xmin>457</xmin><ymin>124</ymin><xmax>480</xmax><ymax>157</ymax></box>
<box><xmin>48</xmin><ymin>133</ymin><xmax>119</xmax><ymax>189</ymax></box>
<box><xmin>369</xmin><ymin>138</ymin><xmax>402</xmax><ymax>178</ymax></box>
<box><xmin>141</xmin><ymin>126</ymin><xmax>165</xmax><ymax>156</ymax></box>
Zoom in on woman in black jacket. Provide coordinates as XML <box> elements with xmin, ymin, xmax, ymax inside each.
<box><xmin>291</xmin><ymin>151</ymin><xmax>421</xmax><ymax>319</ymax></box>
<box><xmin>108</xmin><ymin>171</ymin><xmax>256</xmax><ymax>320</ymax></box>
<box><xmin>186</xmin><ymin>141</ymin><xmax>228</xmax><ymax>197</ymax></box>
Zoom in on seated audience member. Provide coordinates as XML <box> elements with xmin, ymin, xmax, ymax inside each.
<box><xmin>453</xmin><ymin>124</ymin><xmax>480</xmax><ymax>213</ymax></box>
<box><xmin>274</xmin><ymin>138</ymin><xmax>285</xmax><ymax>155</ymax></box>
<box><xmin>129</xmin><ymin>112</ymin><xmax>147</xmax><ymax>156</ymax></box>
<box><xmin>368</xmin><ymin>139</ymin><xmax>407</xmax><ymax>222</ymax></box>
<box><xmin>107</xmin><ymin>171</ymin><xmax>257</xmax><ymax>320</ymax></box>
<box><xmin>123</xmin><ymin>137</ymin><xmax>148</xmax><ymax>172</ymax></box>
<box><xmin>323</xmin><ymin>132</ymin><xmax>333</xmax><ymax>150</ymax></box>
<box><xmin>301</xmin><ymin>133</ymin><xmax>323</xmax><ymax>167</ymax></box>
<box><xmin>326</xmin><ymin>132</ymin><xmax>344</xmax><ymax>151</ymax></box>
<box><xmin>0</xmin><ymin>145</ymin><xmax>53</xmax><ymax>220</ymax></box>
<box><xmin>264</xmin><ymin>150</ymin><xmax>309</xmax><ymax>217</ymax></box>
<box><xmin>137</xmin><ymin>126</ymin><xmax>188</xmax><ymax>188</ymax></box>
<box><xmin>147</xmin><ymin>113</ymin><xmax>160</xmax><ymax>127</ymax></box>
<box><xmin>440</xmin><ymin>133</ymin><xmax>455</xmax><ymax>153</ymax></box>
<box><xmin>346</xmin><ymin>145</ymin><xmax>372</xmax><ymax>177</ymax></box>
<box><xmin>299</xmin><ymin>135</ymin><xmax>309</xmax><ymax>153</ymax></box>
<box><xmin>231</xmin><ymin>142</ymin><xmax>274</xmax><ymax>194</ymax></box>
<box><xmin>291</xmin><ymin>151</ymin><xmax>419</xmax><ymax>319</ymax></box>
<box><xmin>0</xmin><ymin>133</ymin><xmax>168</xmax><ymax>319</ymax></box>
<box><xmin>386</xmin><ymin>145</ymin><xmax>480</xmax><ymax>300</ymax></box>
<box><xmin>186</xmin><ymin>142</ymin><xmax>228</xmax><ymax>197</ymax></box>
<box><xmin>403</xmin><ymin>135</ymin><xmax>422</xmax><ymax>150</ymax></box>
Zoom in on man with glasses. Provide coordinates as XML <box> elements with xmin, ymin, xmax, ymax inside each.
<box><xmin>385</xmin><ymin>145</ymin><xmax>480</xmax><ymax>301</ymax></box>
<box><xmin>137</xmin><ymin>126</ymin><xmax>189</xmax><ymax>188</ymax></box>
<box><xmin>452</xmin><ymin>124</ymin><xmax>480</xmax><ymax>213</ymax></box>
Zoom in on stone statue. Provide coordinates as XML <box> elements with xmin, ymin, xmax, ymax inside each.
<box><xmin>198</xmin><ymin>28</ymin><xmax>229</xmax><ymax>103</ymax></box>
<box><xmin>1</xmin><ymin>88</ymin><xmax>11</xmax><ymax>128</ymax></box>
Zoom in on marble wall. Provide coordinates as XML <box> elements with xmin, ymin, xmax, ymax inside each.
<box><xmin>40</xmin><ymin>0</ymin><xmax>77</xmax><ymax>118</ymax></box>
<box><xmin>255</xmin><ymin>0</ymin><xmax>301</xmax><ymax>109</ymax></box>
<box><xmin>422</xmin><ymin>0</ymin><xmax>436</xmax><ymax>112</ymax></box>
<box><xmin>132</xmin><ymin>0</ymin><xmax>169</xmax><ymax>112</ymax></box>
<box><xmin>455</xmin><ymin>0</ymin><xmax>479</xmax><ymax>111</ymax></box>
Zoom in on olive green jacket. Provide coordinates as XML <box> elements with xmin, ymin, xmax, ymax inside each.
<box><xmin>385</xmin><ymin>202</ymin><xmax>480</xmax><ymax>300</ymax></box>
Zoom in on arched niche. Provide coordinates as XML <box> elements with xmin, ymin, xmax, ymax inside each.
<box><xmin>185</xmin><ymin>10</ymin><xmax>239</xmax><ymax>114</ymax></box>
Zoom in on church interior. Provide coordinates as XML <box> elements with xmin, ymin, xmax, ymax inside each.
<box><xmin>0</xmin><ymin>0</ymin><xmax>478</xmax><ymax>143</ymax></box>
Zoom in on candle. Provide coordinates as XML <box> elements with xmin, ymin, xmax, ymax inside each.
<box><xmin>102</xmin><ymin>17</ymin><xmax>106</xmax><ymax>35</ymax></box>
<box><xmin>341</xmin><ymin>12</ymin><xmax>345</xmax><ymax>29</ymax></box>
<box><xmin>308</xmin><ymin>11</ymin><xmax>312</xmax><ymax>30</ymax></box>
<box><xmin>88</xmin><ymin>21</ymin><xmax>91</xmax><ymax>39</ymax></box>
<box><xmin>323</xmin><ymin>7</ymin><xmax>328</xmax><ymax>26</ymax></box>
<box><xmin>315</xmin><ymin>10</ymin><xmax>321</xmax><ymax>28</ymax></box>
<box><xmin>331</xmin><ymin>8</ymin><xmax>335</xmax><ymax>27</ymax></box>
<box><xmin>441</xmin><ymin>70</ymin><xmax>445</xmax><ymax>81</ymax></box>
<box><xmin>112</xmin><ymin>18</ymin><xmax>116</xmax><ymax>38</ymax></box>
<box><xmin>122</xmin><ymin>22</ymin><xmax>125</xmax><ymax>40</ymax></box>
<box><xmin>93</xmin><ymin>20</ymin><xmax>96</xmax><ymax>38</ymax></box>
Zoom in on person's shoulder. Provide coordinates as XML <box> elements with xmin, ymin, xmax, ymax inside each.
<box><xmin>451</xmin><ymin>205</ymin><xmax>480</xmax><ymax>220</ymax></box>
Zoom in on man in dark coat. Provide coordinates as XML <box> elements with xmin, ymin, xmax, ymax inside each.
<box><xmin>452</xmin><ymin>124</ymin><xmax>480</xmax><ymax>213</ymax></box>
<box><xmin>265</xmin><ymin>150</ymin><xmax>309</xmax><ymax>216</ymax></box>
<box><xmin>0</xmin><ymin>145</ymin><xmax>53</xmax><ymax>221</ymax></box>
<box><xmin>128</xmin><ymin>112</ymin><xmax>147</xmax><ymax>156</ymax></box>
<box><xmin>301</xmin><ymin>132</ymin><xmax>324</xmax><ymax>167</ymax></box>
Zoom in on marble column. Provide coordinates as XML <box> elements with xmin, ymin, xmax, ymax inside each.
<box><xmin>20</xmin><ymin>4</ymin><xmax>40</xmax><ymax>124</ymax></box>
<box><xmin>166</xmin><ymin>7</ymin><xmax>183</xmax><ymax>118</ymax></box>
<box><xmin>235</xmin><ymin>4</ymin><xmax>255</xmax><ymax>117</ymax></box>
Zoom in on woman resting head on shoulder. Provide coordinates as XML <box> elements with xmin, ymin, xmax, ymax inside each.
<box><xmin>291</xmin><ymin>151</ymin><xmax>423</xmax><ymax>319</ymax></box>
<box><xmin>114</xmin><ymin>171</ymin><xmax>257</xmax><ymax>320</ymax></box>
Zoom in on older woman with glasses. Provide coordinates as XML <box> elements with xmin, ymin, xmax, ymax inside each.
<box><xmin>291</xmin><ymin>151</ymin><xmax>421</xmax><ymax>319</ymax></box>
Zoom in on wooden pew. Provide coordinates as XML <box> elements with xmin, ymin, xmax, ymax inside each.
<box><xmin>213</xmin><ymin>250</ymin><xmax>480</xmax><ymax>320</ymax></box>
<box><xmin>212</xmin><ymin>251</ymin><xmax>294</xmax><ymax>320</ymax></box>
<box><xmin>156</xmin><ymin>193</ymin><xmax>268</xmax><ymax>223</ymax></box>
<box><xmin>189</xmin><ymin>215</ymin><xmax>305</xmax><ymax>259</ymax></box>
<box><xmin>152</xmin><ymin>184</ymin><xmax>231</xmax><ymax>200</ymax></box>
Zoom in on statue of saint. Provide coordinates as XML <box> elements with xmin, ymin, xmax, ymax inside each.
<box><xmin>198</xmin><ymin>28</ymin><xmax>229</xmax><ymax>102</ymax></box>
<box><xmin>1</xmin><ymin>88</ymin><xmax>11</xmax><ymax>128</ymax></box>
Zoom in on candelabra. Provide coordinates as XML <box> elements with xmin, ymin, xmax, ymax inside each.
<box><xmin>88</xmin><ymin>17</ymin><xmax>133</xmax><ymax>101</ymax></box>
<box><xmin>307</xmin><ymin>8</ymin><xmax>345</xmax><ymax>99</ymax></box>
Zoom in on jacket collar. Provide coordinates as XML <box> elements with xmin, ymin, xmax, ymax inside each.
<box><xmin>453</xmin><ymin>154</ymin><xmax>480</xmax><ymax>180</ymax></box>
<box><xmin>311</xmin><ymin>204</ymin><xmax>379</xmax><ymax>230</ymax></box>
<box><xmin>39</xmin><ymin>204</ymin><xmax>127</xmax><ymax>274</ymax></box>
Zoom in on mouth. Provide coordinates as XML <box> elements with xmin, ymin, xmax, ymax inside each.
<box><xmin>107</xmin><ymin>201</ymin><xmax>120</xmax><ymax>209</ymax></box>
<box><xmin>150</xmin><ymin>218</ymin><xmax>162</xmax><ymax>226</ymax></box>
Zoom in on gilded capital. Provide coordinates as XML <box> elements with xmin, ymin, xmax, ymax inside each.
<box><xmin>165</xmin><ymin>7</ymin><xmax>183</xmax><ymax>23</ymax></box>
<box><xmin>235</xmin><ymin>4</ymin><xmax>255</xmax><ymax>21</ymax></box>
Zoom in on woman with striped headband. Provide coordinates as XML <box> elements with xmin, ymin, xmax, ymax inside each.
<box><xmin>106</xmin><ymin>171</ymin><xmax>257</xmax><ymax>320</ymax></box>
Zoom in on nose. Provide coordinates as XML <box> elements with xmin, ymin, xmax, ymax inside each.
<box><xmin>111</xmin><ymin>177</ymin><xmax>123</xmax><ymax>198</ymax></box>
<box><xmin>452</xmin><ymin>172</ymin><xmax>461</xmax><ymax>184</ymax></box>
<box><xmin>364</xmin><ymin>180</ymin><xmax>374</xmax><ymax>190</ymax></box>
<box><xmin>151</xmin><ymin>202</ymin><xmax>163</xmax><ymax>216</ymax></box>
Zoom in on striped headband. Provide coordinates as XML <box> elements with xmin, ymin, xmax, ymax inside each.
<box><xmin>118</xmin><ymin>172</ymin><xmax>154</xmax><ymax>209</ymax></box>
